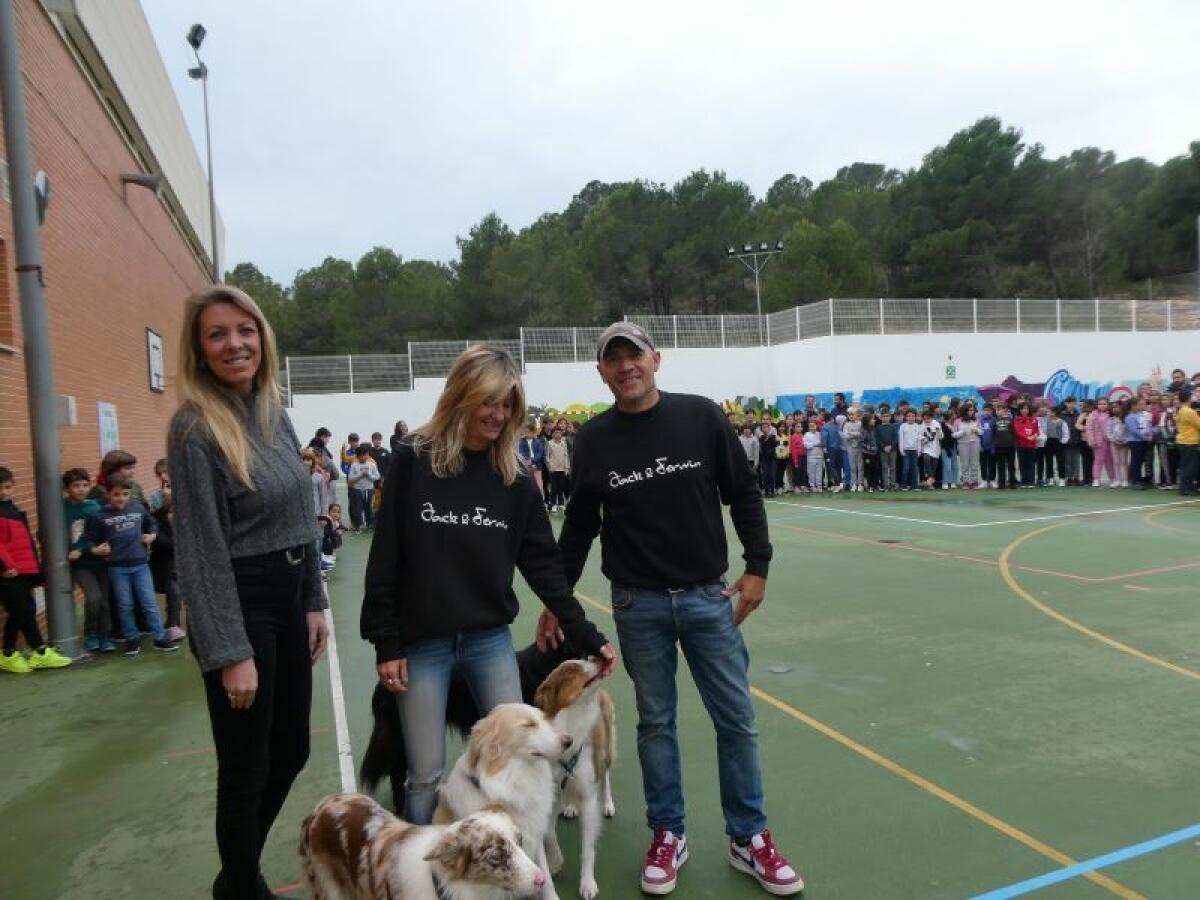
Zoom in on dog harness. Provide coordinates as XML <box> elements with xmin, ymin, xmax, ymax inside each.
<box><xmin>558</xmin><ymin>747</ymin><xmax>583</xmax><ymax>790</ymax></box>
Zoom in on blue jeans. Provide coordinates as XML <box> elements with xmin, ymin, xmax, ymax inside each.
<box><xmin>900</xmin><ymin>449</ymin><xmax>920</xmax><ymax>488</ymax></box>
<box><xmin>941</xmin><ymin>448</ymin><xmax>960</xmax><ymax>486</ymax></box>
<box><xmin>395</xmin><ymin>625</ymin><xmax>522</xmax><ymax>824</ymax></box>
<box><xmin>349</xmin><ymin>487</ymin><xmax>373</xmax><ymax>529</ymax></box>
<box><xmin>826</xmin><ymin>449</ymin><xmax>844</xmax><ymax>487</ymax></box>
<box><xmin>612</xmin><ymin>582</ymin><xmax>767</xmax><ymax>841</ymax></box>
<box><xmin>108</xmin><ymin>563</ymin><xmax>164</xmax><ymax>642</ymax></box>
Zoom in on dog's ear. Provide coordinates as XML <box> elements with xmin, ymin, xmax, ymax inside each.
<box><xmin>425</xmin><ymin>830</ymin><xmax>473</xmax><ymax>879</ymax></box>
<box><xmin>533</xmin><ymin>671</ymin><xmax>556</xmax><ymax>713</ymax></box>
<box><xmin>469</xmin><ymin>715</ymin><xmax>508</xmax><ymax>776</ymax></box>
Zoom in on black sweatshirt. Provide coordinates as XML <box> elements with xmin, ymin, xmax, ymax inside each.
<box><xmin>559</xmin><ymin>391</ymin><xmax>772</xmax><ymax>590</ymax></box>
<box><xmin>360</xmin><ymin>441</ymin><xmax>605</xmax><ymax>664</ymax></box>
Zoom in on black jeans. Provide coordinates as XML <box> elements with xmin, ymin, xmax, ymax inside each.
<box><xmin>1017</xmin><ymin>447</ymin><xmax>1037</xmax><ymax>485</ymax></box>
<box><xmin>995</xmin><ymin>448</ymin><xmax>1017</xmax><ymax>487</ymax></box>
<box><xmin>1127</xmin><ymin>441</ymin><xmax>1151</xmax><ymax>487</ymax></box>
<box><xmin>203</xmin><ymin>546</ymin><xmax>312</xmax><ymax>899</ymax></box>
<box><xmin>1179</xmin><ymin>444</ymin><xmax>1198</xmax><ymax>494</ymax></box>
<box><xmin>548</xmin><ymin>471</ymin><xmax>568</xmax><ymax>508</ymax></box>
<box><xmin>981</xmin><ymin>449</ymin><xmax>996</xmax><ymax>483</ymax></box>
<box><xmin>1</xmin><ymin>574</ymin><xmax>44</xmax><ymax>652</ymax></box>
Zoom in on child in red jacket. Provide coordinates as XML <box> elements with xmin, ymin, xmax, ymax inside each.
<box><xmin>0</xmin><ymin>467</ymin><xmax>71</xmax><ymax>673</ymax></box>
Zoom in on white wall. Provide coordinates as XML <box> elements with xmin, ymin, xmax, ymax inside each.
<box><xmin>287</xmin><ymin>330</ymin><xmax>1196</xmax><ymax>443</ymax></box>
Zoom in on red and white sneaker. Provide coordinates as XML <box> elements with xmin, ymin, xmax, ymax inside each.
<box><xmin>640</xmin><ymin>830</ymin><xmax>688</xmax><ymax>895</ymax></box>
<box><xmin>729</xmin><ymin>830</ymin><xmax>804</xmax><ymax>895</ymax></box>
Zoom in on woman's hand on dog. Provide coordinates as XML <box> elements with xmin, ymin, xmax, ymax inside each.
<box><xmin>377</xmin><ymin>658</ymin><xmax>409</xmax><ymax>693</ymax></box>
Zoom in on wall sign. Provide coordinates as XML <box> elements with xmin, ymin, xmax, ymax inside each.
<box><xmin>146</xmin><ymin>328</ymin><xmax>165</xmax><ymax>392</ymax></box>
<box><xmin>97</xmin><ymin>402</ymin><xmax>119</xmax><ymax>456</ymax></box>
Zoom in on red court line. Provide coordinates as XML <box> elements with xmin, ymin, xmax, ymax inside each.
<box><xmin>164</xmin><ymin>726</ymin><xmax>331</xmax><ymax>760</ymax></box>
<box><xmin>273</xmin><ymin>881</ymin><xmax>303</xmax><ymax>895</ymax></box>
<box><xmin>773</xmin><ymin>522</ymin><xmax>1198</xmax><ymax>584</ymax></box>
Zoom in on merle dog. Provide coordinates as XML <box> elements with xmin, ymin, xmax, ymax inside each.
<box><xmin>360</xmin><ymin>638</ymin><xmax>583</xmax><ymax>815</ymax></box>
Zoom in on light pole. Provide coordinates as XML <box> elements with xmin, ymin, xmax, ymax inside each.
<box><xmin>727</xmin><ymin>240</ymin><xmax>784</xmax><ymax>343</ymax></box>
<box><xmin>187</xmin><ymin>23</ymin><xmax>219</xmax><ymax>282</ymax></box>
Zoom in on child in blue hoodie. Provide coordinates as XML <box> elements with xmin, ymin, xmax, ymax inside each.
<box><xmin>821</xmin><ymin>416</ymin><xmax>844</xmax><ymax>492</ymax></box>
<box><xmin>979</xmin><ymin>404</ymin><xmax>997</xmax><ymax>487</ymax></box>
<box><xmin>83</xmin><ymin>477</ymin><xmax>177</xmax><ymax>656</ymax></box>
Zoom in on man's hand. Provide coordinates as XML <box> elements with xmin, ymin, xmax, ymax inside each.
<box><xmin>376</xmin><ymin>658</ymin><xmax>408</xmax><ymax>693</ymax></box>
<box><xmin>536</xmin><ymin>609</ymin><xmax>564</xmax><ymax>652</ymax></box>
<box><xmin>595</xmin><ymin>642</ymin><xmax>618</xmax><ymax>678</ymax></box>
<box><xmin>723</xmin><ymin>573</ymin><xmax>767</xmax><ymax>626</ymax></box>
<box><xmin>2</xmin><ymin>568</ymin><xmax>17</xmax><ymax>579</ymax></box>
<box><xmin>142</xmin><ymin>533</ymin><xmax>156</xmax><ymax>545</ymax></box>
<box><xmin>92</xmin><ymin>542</ymin><xmax>111</xmax><ymax>557</ymax></box>
<box><xmin>67</xmin><ymin>550</ymin><xmax>82</xmax><ymax>561</ymax></box>
<box><xmin>307</xmin><ymin>611</ymin><xmax>328</xmax><ymax>666</ymax></box>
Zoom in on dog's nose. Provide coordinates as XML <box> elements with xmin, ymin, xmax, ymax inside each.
<box><xmin>533</xmin><ymin>870</ymin><xmax>546</xmax><ymax>887</ymax></box>
<box><xmin>560</xmin><ymin>734</ymin><xmax>573</xmax><ymax>749</ymax></box>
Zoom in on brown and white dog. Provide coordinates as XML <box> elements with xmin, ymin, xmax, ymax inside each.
<box><xmin>300</xmin><ymin>792</ymin><xmax>546</xmax><ymax>900</ymax></box>
<box><xmin>435</xmin><ymin>703</ymin><xmax>572</xmax><ymax>900</ymax></box>
<box><xmin>534</xmin><ymin>659</ymin><xmax>616</xmax><ymax>900</ymax></box>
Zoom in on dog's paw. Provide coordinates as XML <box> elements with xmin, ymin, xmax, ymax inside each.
<box><xmin>579</xmin><ymin>877</ymin><xmax>599</xmax><ymax>900</ymax></box>
<box><xmin>602</xmin><ymin>800</ymin><xmax>615</xmax><ymax>818</ymax></box>
<box><xmin>560</xmin><ymin>803</ymin><xmax>579</xmax><ymax>819</ymax></box>
<box><xmin>546</xmin><ymin>843</ymin><xmax>564</xmax><ymax>875</ymax></box>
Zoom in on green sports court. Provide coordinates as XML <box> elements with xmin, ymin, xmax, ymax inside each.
<box><xmin>3</xmin><ymin>487</ymin><xmax>1198</xmax><ymax>899</ymax></box>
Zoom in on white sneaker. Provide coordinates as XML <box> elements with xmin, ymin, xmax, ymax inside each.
<box><xmin>1092</xmin><ymin>480</ymin><xmax>1100</xmax><ymax>487</ymax></box>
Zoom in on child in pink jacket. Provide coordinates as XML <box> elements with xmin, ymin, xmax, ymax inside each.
<box><xmin>1085</xmin><ymin>397</ymin><xmax>1114</xmax><ymax>485</ymax></box>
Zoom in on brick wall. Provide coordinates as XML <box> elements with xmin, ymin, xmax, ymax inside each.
<box><xmin>0</xmin><ymin>0</ymin><xmax>209</xmax><ymax>526</ymax></box>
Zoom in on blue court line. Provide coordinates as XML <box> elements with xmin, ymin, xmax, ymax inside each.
<box><xmin>971</xmin><ymin>822</ymin><xmax>1200</xmax><ymax>899</ymax></box>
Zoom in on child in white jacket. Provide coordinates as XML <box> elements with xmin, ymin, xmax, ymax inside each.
<box><xmin>802</xmin><ymin>421</ymin><xmax>825</xmax><ymax>491</ymax></box>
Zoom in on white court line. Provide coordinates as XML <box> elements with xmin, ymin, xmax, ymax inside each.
<box><xmin>763</xmin><ymin>496</ymin><xmax>1200</xmax><ymax>529</ymax></box>
<box><xmin>323</xmin><ymin>585</ymin><xmax>356</xmax><ymax>793</ymax></box>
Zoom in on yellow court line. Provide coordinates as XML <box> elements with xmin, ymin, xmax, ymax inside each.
<box><xmin>574</xmin><ymin>590</ymin><xmax>1142</xmax><ymax>899</ymax></box>
<box><xmin>998</xmin><ymin>526</ymin><xmax>1200</xmax><ymax>682</ymax></box>
<box><xmin>1143</xmin><ymin>505</ymin><xmax>1200</xmax><ymax>537</ymax></box>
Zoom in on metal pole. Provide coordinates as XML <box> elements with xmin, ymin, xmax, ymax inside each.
<box><xmin>926</xmin><ymin>298</ymin><xmax>932</xmax><ymax>334</ymax></box>
<box><xmin>827</xmin><ymin>299</ymin><xmax>834</xmax><ymax>336</ymax></box>
<box><xmin>972</xmin><ymin>298</ymin><xmax>978</xmax><ymax>333</ymax></box>
<box><xmin>672</xmin><ymin>314</ymin><xmax>678</xmax><ymax>349</ymax></box>
<box><xmin>347</xmin><ymin>355</ymin><xmax>354</xmax><ymax>393</ymax></box>
<box><xmin>794</xmin><ymin>304</ymin><xmax>801</xmax><ymax>341</ymax></box>
<box><xmin>1016</xmin><ymin>297</ymin><xmax>1022</xmax><ymax>333</ymax></box>
<box><xmin>199</xmin><ymin>62</ymin><xmax>219</xmax><ymax>282</ymax></box>
<box><xmin>878</xmin><ymin>298</ymin><xmax>884</xmax><ymax>335</ymax></box>
<box><xmin>572</xmin><ymin>327</ymin><xmax>578</xmax><ymax>363</ymax></box>
<box><xmin>284</xmin><ymin>355</ymin><xmax>292</xmax><ymax>406</ymax></box>
<box><xmin>753</xmin><ymin>263</ymin><xmax>763</xmax><ymax>344</ymax></box>
<box><xmin>0</xmin><ymin>0</ymin><xmax>77</xmax><ymax>656</ymax></box>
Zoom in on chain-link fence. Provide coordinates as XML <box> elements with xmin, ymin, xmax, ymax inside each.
<box><xmin>285</xmin><ymin>295</ymin><xmax>1198</xmax><ymax>399</ymax></box>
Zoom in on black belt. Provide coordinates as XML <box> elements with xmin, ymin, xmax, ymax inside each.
<box><xmin>235</xmin><ymin>543</ymin><xmax>308</xmax><ymax>566</ymax></box>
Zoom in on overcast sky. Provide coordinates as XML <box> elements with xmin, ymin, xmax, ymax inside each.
<box><xmin>142</xmin><ymin>0</ymin><xmax>1200</xmax><ymax>284</ymax></box>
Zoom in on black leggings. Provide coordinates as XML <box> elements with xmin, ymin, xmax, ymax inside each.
<box><xmin>203</xmin><ymin>548</ymin><xmax>312</xmax><ymax>899</ymax></box>
<box><xmin>1</xmin><ymin>575</ymin><xmax>44</xmax><ymax>652</ymax></box>
<box><xmin>995</xmin><ymin>448</ymin><xmax>1017</xmax><ymax>487</ymax></box>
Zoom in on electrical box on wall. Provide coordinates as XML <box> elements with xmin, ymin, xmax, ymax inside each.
<box><xmin>57</xmin><ymin>394</ymin><xmax>77</xmax><ymax>426</ymax></box>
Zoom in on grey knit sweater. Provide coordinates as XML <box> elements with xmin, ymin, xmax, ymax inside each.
<box><xmin>168</xmin><ymin>395</ymin><xmax>324</xmax><ymax>673</ymax></box>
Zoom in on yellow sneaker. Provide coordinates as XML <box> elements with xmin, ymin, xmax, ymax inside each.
<box><xmin>27</xmin><ymin>645</ymin><xmax>72</xmax><ymax>670</ymax></box>
<box><xmin>0</xmin><ymin>650</ymin><xmax>31</xmax><ymax>674</ymax></box>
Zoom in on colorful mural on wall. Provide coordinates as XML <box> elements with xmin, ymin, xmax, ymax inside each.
<box><xmin>774</xmin><ymin>366</ymin><xmax>1160</xmax><ymax>414</ymax></box>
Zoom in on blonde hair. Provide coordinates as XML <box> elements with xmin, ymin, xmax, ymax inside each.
<box><xmin>175</xmin><ymin>285</ymin><xmax>283</xmax><ymax>488</ymax></box>
<box><xmin>413</xmin><ymin>345</ymin><xmax>525</xmax><ymax>485</ymax></box>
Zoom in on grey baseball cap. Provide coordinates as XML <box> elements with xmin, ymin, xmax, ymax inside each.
<box><xmin>595</xmin><ymin>322</ymin><xmax>656</xmax><ymax>361</ymax></box>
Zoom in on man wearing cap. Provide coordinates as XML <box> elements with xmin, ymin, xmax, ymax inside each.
<box><xmin>538</xmin><ymin>322</ymin><xmax>803</xmax><ymax>896</ymax></box>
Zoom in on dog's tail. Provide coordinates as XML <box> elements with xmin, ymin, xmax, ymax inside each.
<box><xmin>360</xmin><ymin>683</ymin><xmax>403</xmax><ymax>795</ymax></box>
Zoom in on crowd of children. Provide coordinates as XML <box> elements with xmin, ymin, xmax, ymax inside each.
<box><xmin>0</xmin><ymin>450</ymin><xmax>185</xmax><ymax>675</ymax></box>
<box><xmin>732</xmin><ymin>369</ymin><xmax>1200</xmax><ymax>496</ymax></box>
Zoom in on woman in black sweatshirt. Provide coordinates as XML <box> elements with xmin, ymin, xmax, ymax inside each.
<box><xmin>361</xmin><ymin>346</ymin><xmax>614</xmax><ymax>825</ymax></box>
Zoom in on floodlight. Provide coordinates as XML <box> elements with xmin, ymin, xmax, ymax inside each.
<box><xmin>188</xmin><ymin>64</ymin><xmax>206</xmax><ymax>80</ymax></box>
<box><xmin>775</xmin><ymin>240</ymin><xmax>784</xmax><ymax>251</ymax></box>
<box><xmin>743</xmin><ymin>243</ymin><xmax>752</xmax><ymax>253</ymax></box>
<box><xmin>187</xmin><ymin>23</ymin><xmax>207</xmax><ymax>50</ymax></box>
<box><xmin>727</xmin><ymin>246</ymin><xmax>736</xmax><ymax>256</ymax></box>
<box><xmin>760</xmin><ymin>241</ymin><xmax>769</xmax><ymax>251</ymax></box>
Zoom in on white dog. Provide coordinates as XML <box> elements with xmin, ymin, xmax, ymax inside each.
<box><xmin>436</xmin><ymin>703</ymin><xmax>572</xmax><ymax>900</ymax></box>
<box><xmin>300</xmin><ymin>792</ymin><xmax>545</xmax><ymax>899</ymax></box>
<box><xmin>534</xmin><ymin>659</ymin><xmax>616</xmax><ymax>900</ymax></box>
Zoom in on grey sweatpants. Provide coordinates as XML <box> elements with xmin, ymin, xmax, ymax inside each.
<box><xmin>960</xmin><ymin>442</ymin><xmax>981</xmax><ymax>485</ymax></box>
<box><xmin>807</xmin><ymin>453</ymin><xmax>825</xmax><ymax>489</ymax></box>
<box><xmin>847</xmin><ymin>447</ymin><xmax>864</xmax><ymax>488</ymax></box>
<box><xmin>74</xmin><ymin>566</ymin><xmax>110</xmax><ymax>639</ymax></box>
